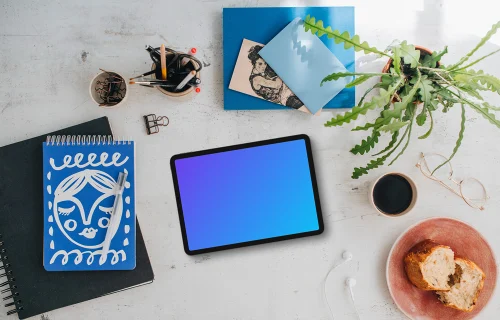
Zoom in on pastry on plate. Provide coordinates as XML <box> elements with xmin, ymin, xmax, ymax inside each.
<box><xmin>404</xmin><ymin>239</ymin><xmax>455</xmax><ymax>290</ymax></box>
<box><xmin>437</xmin><ymin>257</ymin><xmax>486</xmax><ymax>312</ymax></box>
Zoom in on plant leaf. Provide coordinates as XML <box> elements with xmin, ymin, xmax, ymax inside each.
<box><xmin>446</xmin><ymin>88</ymin><xmax>500</xmax><ymax>128</ymax></box>
<box><xmin>392</xmin><ymin>46</ymin><xmax>402</xmax><ymax>75</ymax></box>
<box><xmin>399</xmin><ymin>41</ymin><xmax>420</xmax><ymax>68</ymax></box>
<box><xmin>437</xmin><ymin>88</ymin><xmax>460</xmax><ymax>103</ymax></box>
<box><xmin>321</xmin><ymin>72</ymin><xmax>385</xmax><ymax>86</ymax></box>
<box><xmin>454</xmin><ymin>48</ymin><xmax>500</xmax><ymax>71</ymax></box>
<box><xmin>470</xmin><ymin>103</ymin><xmax>500</xmax><ymax>128</ymax></box>
<box><xmin>432</xmin><ymin>104</ymin><xmax>466</xmax><ymax>174</ymax></box>
<box><xmin>352</xmin><ymin>157</ymin><xmax>387</xmax><ymax>179</ymax></box>
<box><xmin>373</xmin><ymin>131</ymin><xmax>399</xmax><ymax>156</ymax></box>
<box><xmin>418</xmin><ymin>109</ymin><xmax>433</xmax><ymax>139</ymax></box>
<box><xmin>325</xmin><ymin>79</ymin><xmax>403</xmax><ymax>127</ymax></box>
<box><xmin>352</xmin><ymin>123</ymin><xmax>410</xmax><ymax>179</ymax></box>
<box><xmin>402</xmin><ymin>104</ymin><xmax>416</xmax><ymax>122</ymax></box>
<box><xmin>417</xmin><ymin>78</ymin><xmax>435</xmax><ymax>106</ymax></box>
<box><xmin>304</xmin><ymin>15</ymin><xmax>391</xmax><ymax>57</ymax></box>
<box><xmin>455</xmin><ymin>69</ymin><xmax>500</xmax><ymax>95</ymax></box>
<box><xmin>379</xmin><ymin>120</ymin><xmax>409</xmax><ymax>133</ymax></box>
<box><xmin>350</xmin><ymin>131</ymin><xmax>381</xmax><ymax>155</ymax></box>
<box><xmin>448</xmin><ymin>21</ymin><xmax>500</xmax><ymax>70</ymax></box>
<box><xmin>483</xmin><ymin>102</ymin><xmax>500</xmax><ymax>111</ymax></box>
<box><xmin>346</xmin><ymin>75</ymin><xmax>372</xmax><ymax>88</ymax></box>
<box><xmin>457</xmin><ymin>84</ymin><xmax>484</xmax><ymax>100</ymax></box>
<box><xmin>429</xmin><ymin>98</ymin><xmax>439</xmax><ymax>111</ymax></box>
<box><xmin>416</xmin><ymin>107</ymin><xmax>427</xmax><ymax>126</ymax></box>
<box><xmin>389</xmin><ymin>115</ymin><xmax>414</xmax><ymax>166</ymax></box>
<box><xmin>381</xmin><ymin>74</ymin><xmax>396</xmax><ymax>86</ymax></box>
<box><xmin>381</xmin><ymin>70</ymin><xmax>422</xmax><ymax>121</ymax></box>
<box><xmin>352</xmin><ymin>117</ymin><xmax>385</xmax><ymax>131</ymax></box>
<box><xmin>421</xmin><ymin>46</ymin><xmax>448</xmax><ymax>68</ymax></box>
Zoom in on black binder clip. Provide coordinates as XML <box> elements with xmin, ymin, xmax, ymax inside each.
<box><xmin>144</xmin><ymin>114</ymin><xmax>169</xmax><ymax>135</ymax></box>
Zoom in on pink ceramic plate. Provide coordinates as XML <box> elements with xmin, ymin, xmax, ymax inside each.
<box><xmin>387</xmin><ymin>217</ymin><xmax>497</xmax><ymax>319</ymax></box>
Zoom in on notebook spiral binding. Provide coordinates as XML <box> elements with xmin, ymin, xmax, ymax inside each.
<box><xmin>0</xmin><ymin>235</ymin><xmax>23</xmax><ymax>316</ymax></box>
<box><xmin>45</xmin><ymin>135</ymin><xmax>133</xmax><ymax>146</ymax></box>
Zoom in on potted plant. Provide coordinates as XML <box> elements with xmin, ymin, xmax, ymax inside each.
<box><xmin>303</xmin><ymin>16</ymin><xmax>500</xmax><ymax>179</ymax></box>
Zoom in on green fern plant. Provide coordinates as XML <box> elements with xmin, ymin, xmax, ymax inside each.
<box><xmin>304</xmin><ymin>16</ymin><xmax>500</xmax><ymax>179</ymax></box>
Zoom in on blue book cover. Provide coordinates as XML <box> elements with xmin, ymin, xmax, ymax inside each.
<box><xmin>43</xmin><ymin>137</ymin><xmax>136</xmax><ymax>271</ymax></box>
<box><xmin>223</xmin><ymin>7</ymin><xmax>355</xmax><ymax>111</ymax></box>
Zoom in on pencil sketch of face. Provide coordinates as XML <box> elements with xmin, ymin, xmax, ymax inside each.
<box><xmin>53</xmin><ymin>169</ymin><xmax>123</xmax><ymax>249</ymax></box>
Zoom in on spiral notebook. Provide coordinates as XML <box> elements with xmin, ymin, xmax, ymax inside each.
<box><xmin>0</xmin><ymin>117</ymin><xmax>154</xmax><ymax>319</ymax></box>
<box><xmin>43</xmin><ymin>135</ymin><xmax>136</xmax><ymax>271</ymax></box>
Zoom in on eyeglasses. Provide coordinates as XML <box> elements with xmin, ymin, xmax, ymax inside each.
<box><xmin>416</xmin><ymin>153</ymin><xmax>488</xmax><ymax>210</ymax></box>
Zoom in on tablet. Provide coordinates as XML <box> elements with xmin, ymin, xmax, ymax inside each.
<box><xmin>170</xmin><ymin>135</ymin><xmax>323</xmax><ymax>255</ymax></box>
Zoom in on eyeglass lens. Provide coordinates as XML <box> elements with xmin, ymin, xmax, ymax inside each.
<box><xmin>420</xmin><ymin>153</ymin><xmax>452</xmax><ymax>182</ymax></box>
<box><xmin>460</xmin><ymin>178</ymin><xmax>487</xmax><ymax>208</ymax></box>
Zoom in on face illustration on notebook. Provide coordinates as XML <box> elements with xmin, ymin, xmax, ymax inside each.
<box><xmin>53</xmin><ymin>170</ymin><xmax>122</xmax><ymax>249</ymax></box>
<box><xmin>44</xmin><ymin>145</ymin><xmax>136</xmax><ymax>271</ymax></box>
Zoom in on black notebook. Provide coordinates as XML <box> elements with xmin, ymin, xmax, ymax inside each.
<box><xmin>0</xmin><ymin>117</ymin><xmax>154</xmax><ymax>319</ymax></box>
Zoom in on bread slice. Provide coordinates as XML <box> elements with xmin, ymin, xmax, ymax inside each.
<box><xmin>436</xmin><ymin>257</ymin><xmax>486</xmax><ymax>312</ymax></box>
<box><xmin>404</xmin><ymin>239</ymin><xmax>455</xmax><ymax>290</ymax></box>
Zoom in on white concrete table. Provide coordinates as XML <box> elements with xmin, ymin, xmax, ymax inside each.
<box><xmin>1</xmin><ymin>0</ymin><xmax>499</xmax><ymax>319</ymax></box>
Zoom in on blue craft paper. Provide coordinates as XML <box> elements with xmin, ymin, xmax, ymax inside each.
<box><xmin>259</xmin><ymin>18</ymin><xmax>352</xmax><ymax>114</ymax></box>
<box><xmin>223</xmin><ymin>7</ymin><xmax>355</xmax><ymax>110</ymax></box>
<box><xmin>43</xmin><ymin>142</ymin><xmax>136</xmax><ymax>271</ymax></box>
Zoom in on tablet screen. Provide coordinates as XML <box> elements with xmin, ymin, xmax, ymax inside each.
<box><xmin>171</xmin><ymin>135</ymin><xmax>323</xmax><ymax>254</ymax></box>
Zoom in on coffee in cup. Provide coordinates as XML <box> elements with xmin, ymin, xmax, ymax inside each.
<box><xmin>369</xmin><ymin>172</ymin><xmax>417</xmax><ymax>217</ymax></box>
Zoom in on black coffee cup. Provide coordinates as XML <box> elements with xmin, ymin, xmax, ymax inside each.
<box><xmin>369</xmin><ymin>172</ymin><xmax>417</xmax><ymax>217</ymax></box>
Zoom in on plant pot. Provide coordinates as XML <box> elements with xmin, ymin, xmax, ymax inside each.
<box><xmin>381</xmin><ymin>46</ymin><xmax>439</xmax><ymax>103</ymax></box>
<box><xmin>151</xmin><ymin>59</ymin><xmax>201</xmax><ymax>100</ymax></box>
<box><xmin>89</xmin><ymin>70</ymin><xmax>129</xmax><ymax>108</ymax></box>
<box><xmin>382</xmin><ymin>46</ymin><xmax>438</xmax><ymax>74</ymax></box>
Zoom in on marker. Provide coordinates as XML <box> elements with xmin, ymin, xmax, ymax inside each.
<box><xmin>181</xmin><ymin>48</ymin><xmax>197</xmax><ymax>66</ymax></box>
<box><xmin>181</xmin><ymin>57</ymin><xmax>191</xmax><ymax>67</ymax></box>
<box><xmin>175</xmin><ymin>70</ymin><xmax>196</xmax><ymax>91</ymax></box>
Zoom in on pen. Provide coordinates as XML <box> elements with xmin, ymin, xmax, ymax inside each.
<box><xmin>100</xmin><ymin>171</ymin><xmax>128</xmax><ymax>265</ymax></box>
<box><xmin>160</xmin><ymin>44</ymin><xmax>167</xmax><ymax>80</ymax></box>
<box><xmin>129</xmin><ymin>81</ymin><xmax>177</xmax><ymax>87</ymax></box>
<box><xmin>175</xmin><ymin>70</ymin><xmax>196</xmax><ymax>91</ymax></box>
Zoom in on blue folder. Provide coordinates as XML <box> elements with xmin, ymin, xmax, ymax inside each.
<box><xmin>223</xmin><ymin>7</ymin><xmax>355</xmax><ymax>111</ymax></box>
<box><xmin>259</xmin><ymin>18</ymin><xmax>352</xmax><ymax>114</ymax></box>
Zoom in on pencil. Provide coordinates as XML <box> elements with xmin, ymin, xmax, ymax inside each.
<box><xmin>160</xmin><ymin>44</ymin><xmax>167</xmax><ymax>80</ymax></box>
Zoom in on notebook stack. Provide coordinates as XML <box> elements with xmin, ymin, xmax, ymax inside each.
<box><xmin>224</xmin><ymin>7</ymin><xmax>355</xmax><ymax>114</ymax></box>
<box><xmin>0</xmin><ymin>117</ymin><xmax>154</xmax><ymax>319</ymax></box>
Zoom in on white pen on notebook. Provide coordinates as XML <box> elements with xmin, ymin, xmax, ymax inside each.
<box><xmin>175</xmin><ymin>70</ymin><xmax>196</xmax><ymax>91</ymax></box>
<box><xmin>100</xmin><ymin>171</ymin><xmax>128</xmax><ymax>265</ymax></box>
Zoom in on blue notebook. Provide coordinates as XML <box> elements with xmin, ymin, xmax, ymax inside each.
<box><xmin>43</xmin><ymin>135</ymin><xmax>136</xmax><ymax>271</ymax></box>
<box><xmin>223</xmin><ymin>7</ymin><xmax>355</xmax><ymax>111</ymax></box>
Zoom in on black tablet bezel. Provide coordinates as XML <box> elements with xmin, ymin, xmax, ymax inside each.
<box><xmin>170</xmin><ymin>134</ymin><xmax>324</xmax><ymax>255</ymax></box>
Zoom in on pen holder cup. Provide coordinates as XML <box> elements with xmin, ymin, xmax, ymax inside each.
<box><xmin>89</xmin><ymin>70</ymin><xmax>128</xmax><ymax>108</ymax></box>
<box><xmin>151</xmin><ymin>58</ymin><xmax>201</xmax><ymax>100</ymax></box>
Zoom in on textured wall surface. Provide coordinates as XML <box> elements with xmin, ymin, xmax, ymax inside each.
<box><xmin>1</xmin><ymin>0</ymin><xmax>499</xmax><ymax>319</ymax></box>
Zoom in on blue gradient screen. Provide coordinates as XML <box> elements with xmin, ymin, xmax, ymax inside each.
<box><xmin>174</xmin><ymin>139</ymin><xmax>320</xmax><ymax>251</ymax></box>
